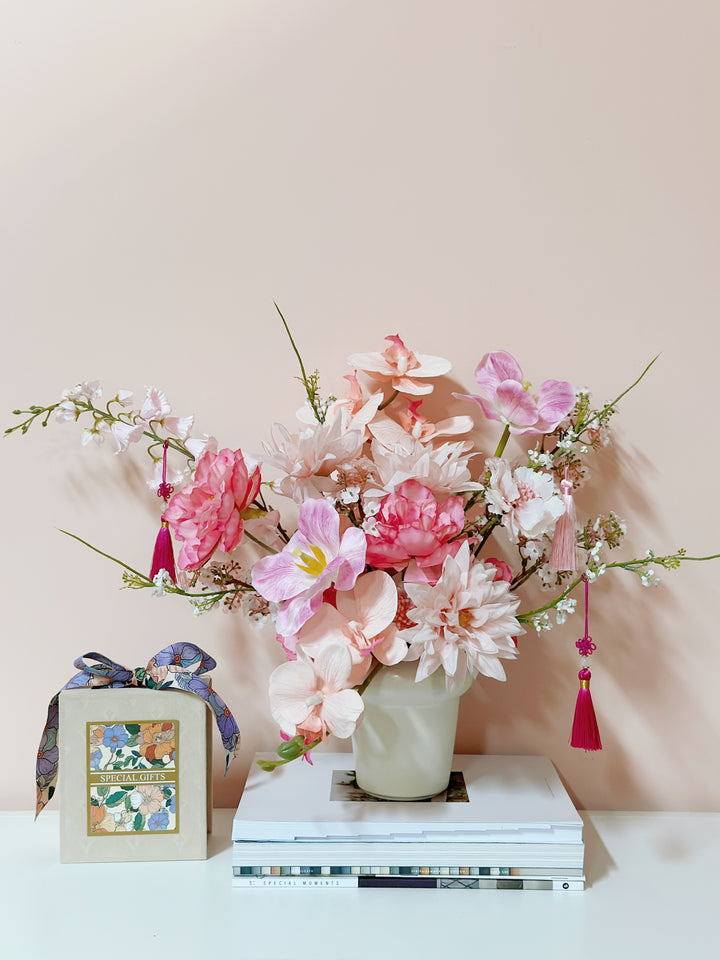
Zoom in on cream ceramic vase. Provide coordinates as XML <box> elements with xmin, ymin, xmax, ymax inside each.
<box><xmin>351</xmin><ymin>659</ymin><xmax>472</xmax><ymax>800</ymax></box>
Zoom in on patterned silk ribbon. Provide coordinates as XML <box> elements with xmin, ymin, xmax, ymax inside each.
<box><xmin>35</xmin><ymin>642</ymin><xmax>240</xmax><ymax>818</ymax></box>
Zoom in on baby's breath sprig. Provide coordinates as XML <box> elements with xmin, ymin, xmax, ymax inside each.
<box><xmin>274</xmin><ymin>302</ymin><xmax>335</xmax><ymax>424</ymax></box>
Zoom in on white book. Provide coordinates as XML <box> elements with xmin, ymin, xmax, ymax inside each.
<box><xmin>232</xmin><ymin>839</ymin><xmax>585</xmax><ymax>869</ymax></box>
<box><xmin>233</xmin><ymin>753</ymin><xmax>584</xmax><ymax>844</ymax></box>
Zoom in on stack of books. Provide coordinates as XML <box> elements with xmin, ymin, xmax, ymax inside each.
<box><xmin>231</xmin><ymin>753</ymin><xmax>585</xmax><ymax>890</ymax></box>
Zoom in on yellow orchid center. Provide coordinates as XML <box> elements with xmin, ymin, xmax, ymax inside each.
<box><xmin>521</xmin><ymin>379</ymin><xmax>532</xmax><ymax>392</ymax></box>
<box><xmin>294</xmin><ymin>544</ymin><xmax>328</xmax><ymax>577</ymax></box>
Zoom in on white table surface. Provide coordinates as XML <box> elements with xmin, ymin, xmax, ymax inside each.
<box><xmin>1</xmin><ymin>809</ymin><xmax>718</xmax><ymax>960</ymax></box>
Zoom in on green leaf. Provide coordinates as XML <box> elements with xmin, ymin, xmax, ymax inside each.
<box><xmin>125</xmin><ymin>724</ymin><xmax>140</xmax><ymax>735</ymax></box>
<box><xmin>105</xmin><ymin>790</ymin><xmax>128</xmax><ymax>807</ymax></box>
<box><xmin>133</xmin><ymin>812</ymin><xmax>143</xmax><ymax>831</ymax></box>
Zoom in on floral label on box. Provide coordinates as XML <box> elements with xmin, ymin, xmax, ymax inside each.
<box><xmin>86</xmin><ymin>720</ymin><xmax>179</xmax><ymax>835</ymax></box>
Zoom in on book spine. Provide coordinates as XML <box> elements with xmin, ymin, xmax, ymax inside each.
<box><xmin>231</xmin><ymin>876</ymin><xmax>585</xmax><ymax>891</ymax></box>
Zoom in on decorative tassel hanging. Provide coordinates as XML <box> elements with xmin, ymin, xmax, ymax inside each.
<box><xmin>551</xmin><ymin>476</ymin><xmax>578</xmax><ymax>571</ymax></box>
<box><xmin>150</xmin><ymin>440</ymin><xmax>176</xmax><ymax>584</ymax></box>
<box><xmin>570</xmin><ymin>575</ymin><xmax>602</xmax><ymax>751</ymax></box>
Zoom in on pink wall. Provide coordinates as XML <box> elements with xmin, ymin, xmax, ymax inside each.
<box><xmin>2</xmin><ymin>1</ymin><xmax>719</xmax><ymax>811</ymax></box>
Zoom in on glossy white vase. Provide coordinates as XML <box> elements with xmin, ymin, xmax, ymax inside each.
<box><xmin>351</xmin><ymin>659</ymin><xmax>472</xmax><ymax>800</ymax></box>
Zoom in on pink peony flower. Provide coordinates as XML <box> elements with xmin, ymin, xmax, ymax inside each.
<box><xmin>268</xmin><ymin>644</ymin><xmax>364</xmax><ymax>741</ymax></box>
<box><xmin>163</xmin><ymin>448</ymin><xmax>262</xmax><ymax>570</ymax></box>
<box><xmin>365</xmin><ymin>479</ymin><xmax>465</xmax><ymax>573</ymax></box>
<box><xmin>348</xmin><ymin>335</ymin><xmax>451</xmax><ymax>396</ymax></box>
<box><xmin>455</xmin><ymin>350</ymin><xmax>575</xmax><ymax>436</ymax></box>
<box><xmin>251</xmin><ymin>498</ymin><xmax>367</xmax><ymax>637</ymax></box>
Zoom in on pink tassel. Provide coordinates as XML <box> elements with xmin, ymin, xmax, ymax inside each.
<box><xmin>150</xmin><ymin>440</ymin><xmax>176</xmax><ymax>583</ymax></box>
<box><xmin>150</xmin><ymin>520</ymin><xmax>176</xmax><ymax>583</ymax></box>
<box><xmin>551</xmin><ymin>477</ymin><xmax>577</xmax><ymax>571</ymax></box>
<box><xmin>570</xmin><ymin>668</ymin><xmax>602</xmax><ymax>751</ymax></box>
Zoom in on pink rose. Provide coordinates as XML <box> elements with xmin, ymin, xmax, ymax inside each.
<box><xmin>365</xmin><ymin>479</ymin><xmax>465</xmax><ymax>572</ymax></box>
<box><xmin>164</xmin><ymin>448</ymin><xmax>261</xmax><ymax>570</ymax></box>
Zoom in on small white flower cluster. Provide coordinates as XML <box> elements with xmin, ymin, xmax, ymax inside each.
<box><xmin>584</xmin><ymin>540</ymin><xmax>607</xmax><ymax>582</ymax></box>
<box><xmin>555</xmin><ymin>596</ymin><xmax>577</xmax><ymax>625</ymax></box>
<box><xmin>530</xmin><ymin>613</ymin><xmax>553</xmax><ymax>632</ymax></box>
<box><xmin>152</xmin><ymin>569</ymin><xmax>173</xmax><ymax>597</ymax></box>
<box><xmin>527</xmin><ymin>448</ymin><xmax>553</xmax><ymax>469</ymax></box>
<box><xmin>556</xmin><ymin>428</ymin><xmax>577</xmax><ymax>453</ymax></box>
<box><xmin>640</xmin><ymin>568</ymin><xmax>660</xmax><ymax>587</ymax></box>
<box><xmin>241</xmin><ymin>592</ymin><xmax>274</xmax><ymax>623</ymax></box>
<box><xmin>537</xmin><ymin>564</ymin><xmax>558</xmax><ymax>588</ymax></box>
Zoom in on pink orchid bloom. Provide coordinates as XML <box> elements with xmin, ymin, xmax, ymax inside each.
<box><xmin>369</xmin><ymin>399</ymin><xmax>474</xmax><ymax>449</ymax></box>
<box><xmin>163</xmin><ymin>448</ymin><xmax>262</xmax><ymax>570</ymax></box>
<box><xmin>365</xmin><ymin>479</ymin><xmax>465</xmax><ymax>573</ymax></box>
<box><xmin>298</xmin><ymin>571</ymin><xmax>407</xmax><ymax>684</ymax></box>
<box><xmin>348</xmin><ymin>335</ymin><xmax>451</xmax><ymax>396</ymax></box>
<box><xmin>251</xmin><ymin>498</ymin><xmax>367</xmax><ymax>637</ymax></box>
<box><xmin>455</xmin><ymin>350</ymin><xmax>575</xmax><ymax>436</ymax></box>
<box><xmin>268</xmin><ymin>643</ymin><xmax>364</xmax><ymax>741</ymax></box>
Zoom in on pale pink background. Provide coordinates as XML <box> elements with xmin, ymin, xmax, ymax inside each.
<box><xmin>1</xmin><ymin>1</ymin><xmax>718</xmax><ymax>812</ymax></box>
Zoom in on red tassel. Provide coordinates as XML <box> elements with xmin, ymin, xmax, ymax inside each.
<box><xmin>551</xmin><ymin>477</ymin><xmax>577</xmax><ymax>571</ymax></box>
<box><xmin>150</xmin><ymin>440</ymin><xmax>176</xmax><ymax>583</ymax></box>
<box><xmin>570</xmin><ymin>668</ymin><xmax>602</xmax><ymax>751</ymax></box>
<box><xmin>150</xmin><ymin>520</ymin><xmax>176</xmax><ymax>583</ymax></box>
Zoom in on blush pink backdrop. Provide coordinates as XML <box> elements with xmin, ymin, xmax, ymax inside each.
<box><xmin>1</xmin><ymin>0</ymin><xmax>718</xmax><ymax>812</ymax></box>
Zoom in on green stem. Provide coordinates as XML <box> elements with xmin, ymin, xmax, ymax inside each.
<box><xmin>243</xmin><ymin>531</ymin><xmax>279</xmax><ymax>554</ymax></box>
<box><xmin>517</xmin><ymin>552</ymin><xmax>720</xmax><ymax>624</ymax></box>
<box><xmin>493</xmin><ymin>424</ymin><xmax>511</xmax><ymax>459</ymax></box>
<box><xmin>274</xmin><ymin>301</ymin><xmax>310</xmax><ymax>390</ymax></box>
<box><xmin>59</xmin><ymin>529</ymin><xmax>251</xmax><ymax>601</ymax></box>
<box><xmin>59</xmin><ymin>529</ymin><xmax>153</xmax><ymax>584</ymax></box>
<box><xmin>378</xmin><ymin>390</ymin><xmax>399</xmax><ymax>412</ymax></box>
<box><xmin>355</xmin><ymin>659</ymin><xmax>385</xmax><ymax>697</ymax></box>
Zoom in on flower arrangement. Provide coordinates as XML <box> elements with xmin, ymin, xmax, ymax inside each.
<box><xmin>8</xmin><ymin>309</ymin><xmax>714</xmax><ymax>768</ymax></box>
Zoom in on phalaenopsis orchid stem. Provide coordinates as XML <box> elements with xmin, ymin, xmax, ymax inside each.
<box><xmin>150</xmin><ymin>440</ymin><xmax>176</xmax><ymax>584</ymax></box>
<box><xmin>570</xmin><ymin>576</ymin><xmax>602</xmax><ymax>751</ymax></box>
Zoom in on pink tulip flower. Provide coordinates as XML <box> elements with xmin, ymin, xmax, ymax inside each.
<box><xmin>365</xmin><ymin>479</ymin><xmax>465</xmax><ymax>573</ymax></box>
<box><xmin>163</xmin><ymin>448</ymin><xmax>261</xmax><ymax>570</ymax></box>
<box><xmin>455</xmin><ymin>350</ymin><xmax>575</xmax><ymax>436</ymax></box>
<box><xmin>251</xmin><ymin>498</ymin><xmax>367</xmax><ymax>637</ymax></box>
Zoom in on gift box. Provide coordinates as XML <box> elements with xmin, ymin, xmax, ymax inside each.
<box><xmin>58</xmin><ymin>687</ymin><xmax>212</xmax><ymax>863</ymax></box>
<box><xmin>35</xmin><ymin>644</ymin><xmax>240</xmax><ymax>864</ymax></box>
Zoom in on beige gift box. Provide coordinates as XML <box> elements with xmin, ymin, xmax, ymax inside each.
<box><xmin>58</xmin><ymin>686</ymin><xmax>212</xmax><ymax>863</ymax></box>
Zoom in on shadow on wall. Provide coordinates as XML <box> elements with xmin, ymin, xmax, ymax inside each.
<box><xmin>455</xmin><ymin>422</ymin><xmax>720</xmax><ymax>810</ymax></box>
